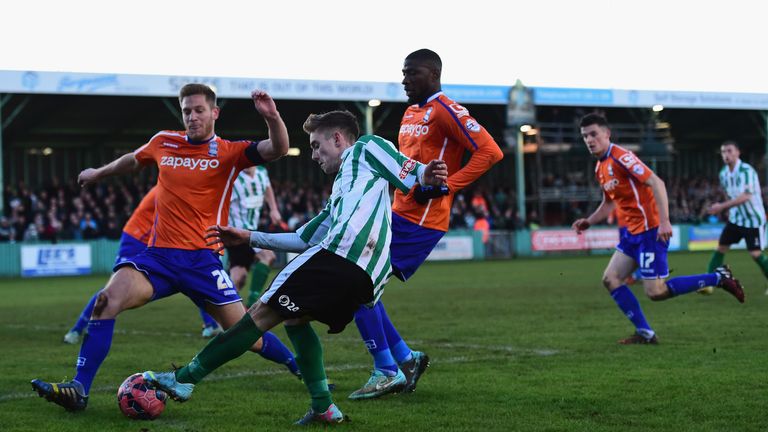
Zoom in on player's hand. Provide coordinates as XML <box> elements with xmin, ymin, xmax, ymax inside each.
<box><xmin>412</xmin><ymin>184</ymin><xmax>450</xmax><ymax>205</ymax></box>
<box><xmin>571</xmin><ymin>218</ymin><xmax>591</xmax><ymax>234</ymax></box>
<box><xmin>423</xmin><ymin>160</ymin><xmax>448</xmax><ymax>186</ymax></box>
<box><xmin>251</xmin><ymin>90</ymin><xmax>279</xmax><ymax>120</ymax></box>
<box><xmin>269</xmin><ymin>208</ymin><xmax>283</xmax><ymax>225</ymax></box>
<box><xmin>707</xmin><ymin>202</ymin><xmax>724</xmax><ymax>215</ymax></box>
<box><xmin>204</xmin><ymin>225</ymin><xmax>250</xmax><ymax>253</ymax></box>
<box><xmin>77</xmin><ymin>168</ymin><xmax>99</xmax><ymax>187</ymax></box>
<box><xmin>657</xmin><ymin>220</ymin><xmax>673</xmax><ymax>243</ymax></box>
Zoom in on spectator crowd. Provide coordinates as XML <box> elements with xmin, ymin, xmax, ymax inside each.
<box><xmin>0</xmin><ymin>176</ymin><xmax>746</xmax><ymax>244</ymax></box>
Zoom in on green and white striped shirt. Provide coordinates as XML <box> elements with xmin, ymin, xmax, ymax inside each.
<box><xmin>229</xmin><ymin>166</ymin><xmax>271</xmax><ymax>230</ymax></box>
<box><xmin>296</xmin><ymin>135</ymin><xmax>426</xmax><ymax>303</ymax></box>
<box><xmin>719</xmin><ymin>159</ymin><xmax>766</xmax><ymax>228</ymax></box>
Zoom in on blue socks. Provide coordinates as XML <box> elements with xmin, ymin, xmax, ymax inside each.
<box><xmin>71</xmin><ymin>292</ymin><xmax>99</xmax><ymax>334</ymax></box>
<box><xmin>354</xmin><ymin>303</ymin><xmax>398</xmax><ymax>375</ymax></box>
<box><xmin>199</xmin><ymin>307</ymin><xmax>218</xmax><ymax>328</ymax></box>
<box><xmin>666</xmin><ymin>273</ymin><xmax>719</xmax><ymax>296</ymax></box>
<box><xmin>610</xmin><ymin>285</ymin><xmax>653</xmax><ymax>337</ymax></box>
<box><xmin>378</xmin><ymin>302</ymin><xmax>412</xmax><ymax>364</ymax></box>
<box><xmin>73</xmin><ymin>319</ymin><xmax>115</xmax><ymax>394</ymax></box>
<box><xmin>256</xmin><ymin>331</ymin><xmax>299</xmax><ymax>375</ymax></box>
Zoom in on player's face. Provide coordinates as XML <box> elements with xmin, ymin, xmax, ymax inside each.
<box><xmin>309</xmin><ymin>129</ymin><xmax>344</xmax><ymax>174</ymax></box>
<box><xmin>580</xmin><ymin>124</ymin><xmax>611</xmax><ymax>157</ymax></box>
<box><xmin>721</xmin><ymin>144</ymin><xmax>740</xmax><ymax>165</ymax></box>
<box><xmin>402</xmin><ymin>59</ymin><xmax>438</xmax><ymax>104</ymax></box>
<box><xmin>181</xmin><ymin>94</ymin><xmax>219</xmax><ymax>141</ymax></box>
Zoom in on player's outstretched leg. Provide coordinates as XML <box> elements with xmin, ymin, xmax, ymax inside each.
<box><xmin>714</xmin><ymin>265</ymin><xmax>745</xmax><ymax>303</ymax></box>
<box><xmin>285</xmin><ymin>322</ymin><xmax>347</xmax><ymax>424</ymax></box>
<box><xmin>142</xmin><ymin>371</ymin><xmax>195</xmax><ymax>402</ymax></box>
<box><xmin>699</xmin><ymin>250</ymin><xmax>726</xmax><ymax>295</ymax></box>
<box><xmin>666</xmin><ymin>271</ymin><xmax>720</xmax><ymax>297</ymax></box>
<box><xmin>144</xmin><ymin>313</ymin><xmax>265</xmax><ymax>401</ymax></box>
<box><xmin>64</xmin><ymin>291</ymin><xmax>99</xmax><ymax>344</ymax></box>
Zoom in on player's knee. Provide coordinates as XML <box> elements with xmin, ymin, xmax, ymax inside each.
<box><xmin>647</xmin><ymin>292</ymin><xmax>668</xmax><ymax>301</ymax></box>
<box><xmin>93</xmin><ymin>291</ymin><xmax>110</xmax><ymax>316</ymax></box>
<box><xmin>601</xmin><ymin>274</ymin><xmax>619</xmax><ymax>290</ymax></box>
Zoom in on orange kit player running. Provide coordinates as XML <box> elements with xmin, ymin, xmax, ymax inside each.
<box><xmin>32</xmin><ymin>84</ymin><xmax>296</xmax><ymax>412</ymax></box>
<box><xmin>349</xmin><ymin>49</ymin><xmax>504</xmax><ymax>400</ymax></box>
<box><xmin>571</xmin><ymin>113</ymin><xmax>744</xmax><ymax>345</ymax></box>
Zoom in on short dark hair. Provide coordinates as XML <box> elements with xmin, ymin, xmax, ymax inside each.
<box><xmin>303</xmin><ymin>110</ymin><xmax>360</xmax><ymax>143</ymax></box>
<box><xmin>722</xmin><ymin>140</ymin><xmax>740</xmax><ymax>150</ymax></box>
<box><xmin>579</xmin><ymin>113</ymin><xmax>609</xmax><ymax>129</ymax></box>
<box><xmin>178</xmin><ymin>83</ymin><xmax>217</xmax><ymax>107</ymax></box>
<box><xmin>405</xmin><ymin>48</ymin><xmax>442</xmax><ymax>73</ymax></box>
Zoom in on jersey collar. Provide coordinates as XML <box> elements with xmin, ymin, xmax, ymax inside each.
<box><xmin>186</xmin><ymin>134</ymin><xmax>218</xmax><ymax>145</ymax></box>
<box><xmin>417</xmin><ymin>90</ymin><xmax>443</xmax><ymax>108</ymax></box>
<box><xmin>727</xmin><ymin>158</ymin><xmax>742</xmax><ymax>174</ymax></box>
<box><xmin>598</xmin><ymin>143</ymin><xmax>615</xmax><ymax>161</ymax></box>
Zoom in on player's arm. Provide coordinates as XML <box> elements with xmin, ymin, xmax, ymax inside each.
<box><xmin>440</xmin><ymin>111</ymin><xmax>504</xmax><ymax>193</ymax></box>
<box><xmin>362</xmin><ymin>137</ymin><xmax>447</xmax><ymax>193</ymax></box>
<box><xmin>204</xmin><ymin>225</ymin><xmax>309</xmax><ymax>253</ymax></box>
<box><xmin>708</xmin><ymin>192</ymin><xmax>751</xmax><ymax>214</ymax></box>
<box><xmin>264</xmin><ymin>185</ymin><xmax>283</xmax><ymax>224</ymax></box>
<box><xmin>572</xmin><ymin>194</ymin><xmax>615</xmax><ymax>234</ymax></box>
<box><xmin>645</xmin><ymin>173</ymin><xmax>673</xmax><ymax>242</ymax></box>
<box><xmin>78</xmin><ymin>152</ymin><xmax>141</xmax><ymax>187</ymax></box>
<box><xmin>250</xmin><ymin>90</ymin><xmax>289</xmax><ymax>162</ymax></box>
<box><xmin>445</xmin><ymin>133</ymin><xmax>503</xmax><ymax>193</ymax></box>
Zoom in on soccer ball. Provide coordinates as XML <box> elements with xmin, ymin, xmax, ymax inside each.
<box><xmin>117</xmin><ymin>373</ymin><xmax>168</xmax><ymax>420</ymax></box>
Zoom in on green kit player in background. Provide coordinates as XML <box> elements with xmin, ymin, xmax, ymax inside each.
<box><xmin>701</xmin><ymin>140</ymin><xmax>768</xmax><ymax>294</ymax></box>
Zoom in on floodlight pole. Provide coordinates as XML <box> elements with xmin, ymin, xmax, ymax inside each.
<box><xmin>365</xmin><ymin>105</ymin><xmax>374</xmax><ymax>135</ymax></box>
<box><xmin>764</xmin><ymin>111</ymin><xmax>768</xmax><ymax>187</ymax></box>
<box><xmin>516</xmin><ymin>128</ymin><xmax>526</xmax><ymax>228</ymax></box>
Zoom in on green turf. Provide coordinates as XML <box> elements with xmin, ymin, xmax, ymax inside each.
<box><xmin>1</xmin><ymin>251</ymin><xmax>766</xmax><ymax>431</ymax></box>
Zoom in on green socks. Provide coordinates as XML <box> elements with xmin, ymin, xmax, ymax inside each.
<box><xmin>754</xmin><ymin>254</ymin><xmax>768</xmax><ymax>279</ymax></box>
<box><xmin>247</xmin><ymin>262</ymin><xmax>271</xmax><ymax>307</ymax></box>
<box><xmin>285</xmin><ymin>323</ymin><xmax>332</xmax><ymax>412</ymax></box>
<box><xmin>176</xmin><ymin>313</ymin><xmax>263</xmax><ymax>384</ymax></box>
<box><xmin>708</xmin><ymin>251</ymin><xmax>725</xmax><ymax>273</ymax></box>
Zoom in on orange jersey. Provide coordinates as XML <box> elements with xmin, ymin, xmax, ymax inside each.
<box><xmin>122</xmin><ymin>186</ymin><xmax>157</xmax><ymax>244</ymax></box>
<box><xmin>392</xmin><ymin>92</ymin><xmax>503</xmax><ymax>231</ymax></box>
<box><xmin>134</xmin><ymin>131</ymin><xmax>255</xmax><ymax>250</ymax></box>
<box><xmin>595</xmin><ymin>144</ymin><xmax>659</xmax><ymax>234</ymax></box>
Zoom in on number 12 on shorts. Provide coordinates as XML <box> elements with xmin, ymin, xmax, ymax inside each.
<box><xmin>639</xmin><ymin>252</ymin><xmax>655</xmax><ymax>269</ymax></box>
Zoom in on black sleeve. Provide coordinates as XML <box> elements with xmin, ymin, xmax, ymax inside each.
<box><xmin>245</xmin><ymin>141</ymin><xmax>267</xmax><ymax>166</ymax></box>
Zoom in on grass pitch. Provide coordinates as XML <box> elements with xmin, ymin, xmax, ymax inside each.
<box><xmin>0</xmin><ymin>251</ymin><xmax>766</xmax><ymax>431</ymax></box>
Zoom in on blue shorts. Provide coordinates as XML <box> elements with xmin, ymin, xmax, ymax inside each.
<box><xmin>115</xmin><ymin>247</ymin><xmax>241</xmax><ymax>307</ymax></box>
<box><xmin>390</xmin><ymin>212</ymin><xmax>445</xmax><ymax>281</ymax></box>
<box><xmin>114</xmin><ymin>232</ymin><xmax>147</xmax><ymax>266</ymax></box>
<box><xmin>616</xmin><ymin>227</ymin><xmax>669</xmax><ymax>279</ymax></box>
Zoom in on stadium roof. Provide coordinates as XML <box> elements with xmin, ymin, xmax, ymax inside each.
<box><xmin>2</xmin><ymin>70</ymin><xmax>768</xmax><ymax>110</ymax></box>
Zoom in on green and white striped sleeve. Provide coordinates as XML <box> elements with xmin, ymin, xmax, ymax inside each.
<box><xmin>359</xmin><ymin>135</ymin><xmax>426</xmax><ymax>193</ymax></box>
<box><xmin>297</xmin><ymin>200</ymin><xmax>332</xmax><ymax>246</ymax></box>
